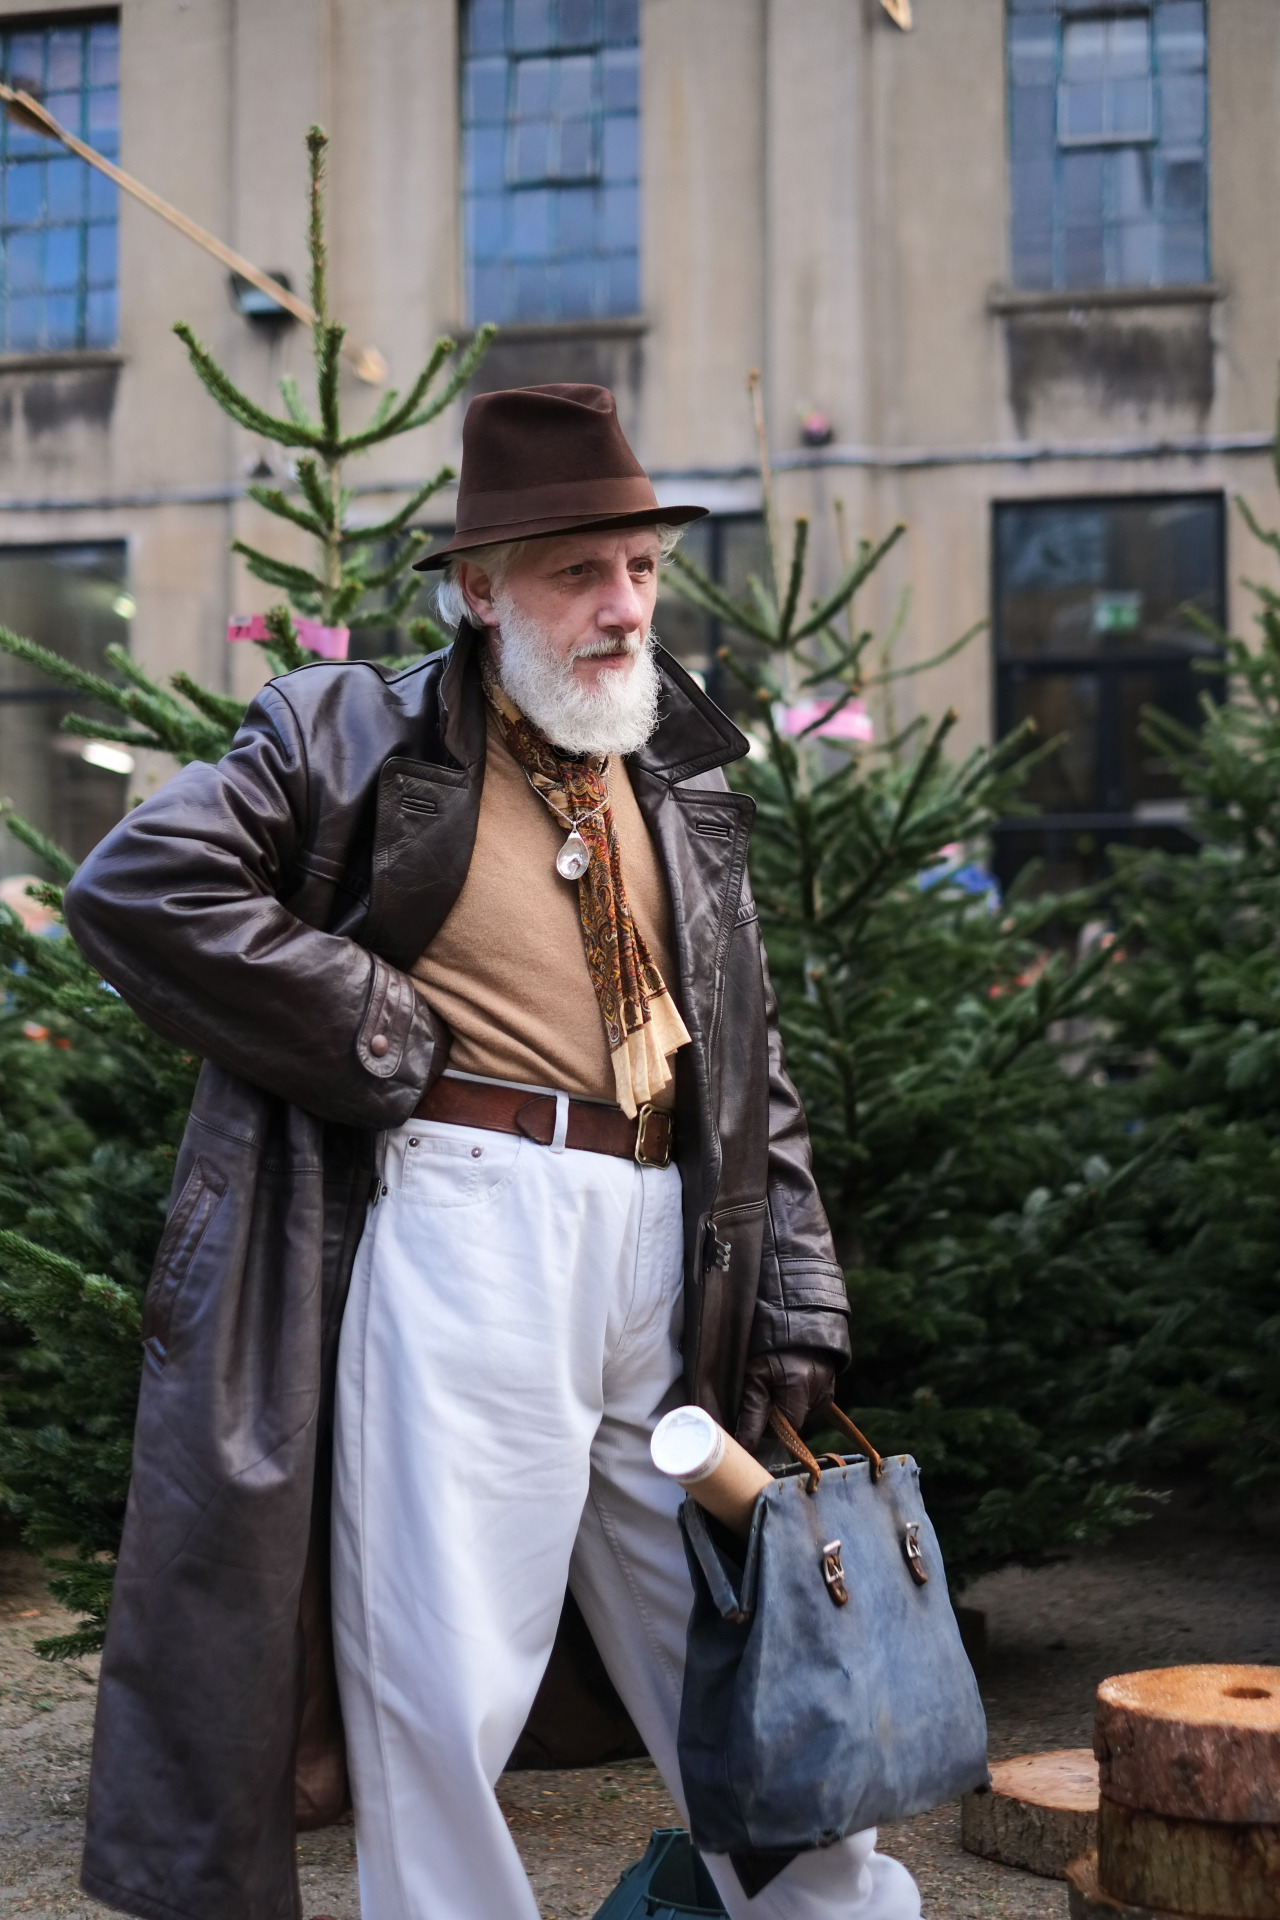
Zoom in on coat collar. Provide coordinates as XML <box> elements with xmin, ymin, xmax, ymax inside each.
<box><xmin>438</xmin><ymin>619</ymin><xmax>750</xmax><ymax>785</ymax></box>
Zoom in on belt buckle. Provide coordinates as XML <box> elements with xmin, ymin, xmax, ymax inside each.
<box><xmin>634</xmin><ymin>1102</ymin><xmax>672</xmax><ymax>1169</ymax></box>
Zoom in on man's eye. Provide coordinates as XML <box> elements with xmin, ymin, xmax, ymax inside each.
<box><xmin>564</xmin><ymin>564</ymin><xmax>586</xmax><ymax>577</ymax></box>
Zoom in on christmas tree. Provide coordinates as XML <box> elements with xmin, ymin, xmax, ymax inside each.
<box><xmin>665</xmin><ymin>377</ymin><xmax>1159</xmax><ymax>1585</ymax></box>
<box><xmin>0</xmin><ymin>127</ymin><xmax>489</xmax><ymax>1652</ymax></box>
<box><xmin>1094</xmin><ymin>473</ymin><xmax>1280</xmax><ymax>1503</ymax></box>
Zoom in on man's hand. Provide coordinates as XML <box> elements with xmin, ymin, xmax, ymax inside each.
<box><xmin>734</xmin><ymin>1349</ymin><xmax>838</xmax><ymax>1456</ymax></box>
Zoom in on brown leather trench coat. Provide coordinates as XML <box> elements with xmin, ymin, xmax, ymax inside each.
<box><xmin>62</xmin><ymin>626</ymin><xmax>850</xmax><ymax>1920</ymax></box>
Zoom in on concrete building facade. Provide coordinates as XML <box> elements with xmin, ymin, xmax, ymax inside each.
<box><xmin>0</xmin><ymin>0</ymin><xmax>1276</xmax><ymax>891</ymax></box>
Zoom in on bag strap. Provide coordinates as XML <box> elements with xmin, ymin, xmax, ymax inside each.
<box><xmin>768</xmin><ymin>1404</ymin><xmax>885</xmax><ymax>1495</ymax></box>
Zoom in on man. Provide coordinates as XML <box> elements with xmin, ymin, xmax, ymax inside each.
<box><xmin>65</xmin><ymin>385</ymin><xmax>920</xmax><ymax>1920</ymax></box>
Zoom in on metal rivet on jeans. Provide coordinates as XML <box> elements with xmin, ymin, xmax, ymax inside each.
<box><xmin>408</xmin><ymin>1137</ymin><xmax>419</xmax><ymax>1147</ymax></box>
<box><xmin>471</xmin><ymin>1146</ymin><xmax>482</xmax><ymax>1158</ymax></box>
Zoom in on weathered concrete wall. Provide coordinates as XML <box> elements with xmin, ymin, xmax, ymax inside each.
<box><xmin>0</xmin><ymin>0</ymin><xmax>1274</xmax><ymax>788</ymax></box>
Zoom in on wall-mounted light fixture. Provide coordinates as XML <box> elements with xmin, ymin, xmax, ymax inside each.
<box><xmin>229</xmin><ymin>270</ymin><xmax>297</xmax><ymax>332</ymax></box>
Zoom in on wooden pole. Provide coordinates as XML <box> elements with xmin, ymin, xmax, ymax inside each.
<box><xmin>0</xmin><ymin>84</ymin><xmax>387</xmax><ymax>385</ymax></box>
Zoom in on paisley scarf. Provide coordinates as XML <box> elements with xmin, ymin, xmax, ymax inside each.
<box><xmin>483</xmin><ymin>674</ymin><xmax>690</xmax><ymax>1117</ymax></box>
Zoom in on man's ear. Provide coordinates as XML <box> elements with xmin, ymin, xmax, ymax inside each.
<box><xmin>457</xmin><ymin>562</ymin><xmax>498</xmax><ymax>628</ymax></box>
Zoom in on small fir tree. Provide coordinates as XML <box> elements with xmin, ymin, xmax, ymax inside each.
<box><xmin>665</xmin><ymin>381</ymin><xmax>1160</xmax><ymax>1586</ymax></box>
<box><xmin>1096</xmin><ymin>475</ymin><xmax>1280</xmax><ymax>1500</ymax></box>
<box><xmin>0</xmin><ymin>127</ymin><xmax>490</xmax><ymax>1653</ymax></box>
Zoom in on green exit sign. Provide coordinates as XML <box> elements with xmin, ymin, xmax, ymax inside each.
<box><xmin>1092</xmin><ymin>591</ymin><xmax>1142</xmax><ymax>634</ymax></box>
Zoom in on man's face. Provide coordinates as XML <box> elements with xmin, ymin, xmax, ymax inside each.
<box><xmin>458</xmin><ymin>529</ymin><xmax>661</xmax><ymax>696</ymax></box>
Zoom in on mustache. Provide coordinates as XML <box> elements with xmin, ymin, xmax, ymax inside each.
<box><xmin>568</xmin><ymin>632</ymin><xmax>645</xmax><ymax>662</ymax></box>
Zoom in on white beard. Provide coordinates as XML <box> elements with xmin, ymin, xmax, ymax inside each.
<box><xmin>491</xmin><ymin>594</ymin><xmax>661</xmax><ymax>756</ymax></box>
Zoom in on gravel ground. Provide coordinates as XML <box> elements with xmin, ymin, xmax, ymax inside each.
<box><xmin>1</xmin><ymin>1484</ymin><xmax>1277</xmax><ymax>1920</ymax></box>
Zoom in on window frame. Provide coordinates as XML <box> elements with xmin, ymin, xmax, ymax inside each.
<box><xmin>990</xmin><ymin>489</ymin><xmax>1226</xmax><ymax>891</ymax></box>
<box><xmin>459</xmin><ymin>0</ymin><xmax>641</xmax><ymax>327</ymax></box>
<box><xmin>0</xmin><ymin>9</ymin><xmax>120</xmax><ymax>354</ymax></box>
<box><xmin>1007</xmin><ymin>0</ymin><xmax>1210</xmax><ymax>293</ymax></box>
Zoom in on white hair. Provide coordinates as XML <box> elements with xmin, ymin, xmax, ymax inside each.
<box><xmin>432</xmin><ymin>522</ymin><xmax>686</xmax><ymax>632</ymax></box>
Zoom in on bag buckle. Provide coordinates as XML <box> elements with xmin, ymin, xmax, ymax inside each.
<box><xmin>902</xmin><ymin>1521</ymin><xmax>929</xmax><ymax>1586</ymax></box>
<box><xmin>820</xmin><ymin>1539</ymin><xmax>849</xmax><ymax>1606</ymax></box>
<box><xmin>634</xmin><ymin>1102</ymin><xmax>673</xmax><ymax>1169</ymax></box>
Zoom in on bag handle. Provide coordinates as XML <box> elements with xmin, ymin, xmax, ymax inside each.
<box><xmin>768</xmin><ymin>1404</ymin><xmax>884</xmax><ymax>1495</ymax></box>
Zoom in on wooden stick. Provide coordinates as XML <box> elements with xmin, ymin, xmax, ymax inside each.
<box><xmin>0</xmin><ymin>84</ymin><xmax>387</xmax><ymax>384</ymax></box>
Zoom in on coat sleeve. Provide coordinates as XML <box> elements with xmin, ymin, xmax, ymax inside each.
<box><xmin>750</xmin><ymin>938</ymin><xmax>852</xmax><ymax>1366</ymax></box>
<box><xmin>62</xmin><ymin>682</ymin><xmax>448</xmax><ymax>1130</ymax></box>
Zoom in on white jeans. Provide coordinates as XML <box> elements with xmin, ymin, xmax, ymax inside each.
<box><xmin>331</xmin><ymin>1111</ymin><xmax>921</xmax><ymax>1920</ymax></box>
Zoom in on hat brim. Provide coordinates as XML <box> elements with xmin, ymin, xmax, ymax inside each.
<box><xmin>412</xmin><ymin>502</ymin><xmax>708</xmax><ymax>571</ymax></box>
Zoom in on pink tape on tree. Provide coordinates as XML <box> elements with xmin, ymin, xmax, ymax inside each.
<box><xmin>227</xmin><ymin>614</ymin><xmax>349</xmax><ymax>661</ymax></box>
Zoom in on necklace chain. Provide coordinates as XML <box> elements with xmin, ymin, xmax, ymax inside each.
<box><xmin>522</xmin><ymin>766</ymin><xmax>611</xmax><ymax>837</ymax></box>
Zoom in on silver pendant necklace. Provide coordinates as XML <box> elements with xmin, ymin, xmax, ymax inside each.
<box><xmin>523</xmin><ymin>768</ymin><xmax>610</xmax><ymax>881</ymax></box>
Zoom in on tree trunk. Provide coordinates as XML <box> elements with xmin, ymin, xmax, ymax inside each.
<box><xmin>1067</xmin><ymin>1851</ymin><xmax>1187</xmax><ymax>1920</ymax></box>
<box><xmin>961</xmin><ymin>1749</ymin><xmax>1098</xmax><ymax>1879</ymax></box>
<box><xmin>1098</xmin><ymin>1798</ymin><xmax>1280</xmax><ymax>1919</ymax></box>
<box><xmin>1096</xmin><ymin>1666</ymin><xmax>1280</xmax><ymax>1824</ymax></box>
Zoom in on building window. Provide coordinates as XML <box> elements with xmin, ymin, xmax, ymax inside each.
<box><xmin>992</xmin><ymin>494</ymin><xmax>1224</xmax><ymax>893</ymax></box>
<box><xmin>0</xmin><ymin>15</ymin><xmax>119</xmax><ymax>352</ymax></box>
<box><xmin>1008</xmin><ymin>1</ymin><xmax>1208</xmax><ymax>291</ymax></box>
<box><xmin>0</xmin><ymin>544</ymin><xmax>131</xmax><ymax>880</ymax></box>
<box><xmin>461</xmin><ymin>0</ymin><xmax>640</xmax><ymax>325</ymax></box>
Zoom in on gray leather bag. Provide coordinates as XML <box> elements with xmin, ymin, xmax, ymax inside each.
<box><xmin>676</xmin><ymin>1406</ymin><xmax>989</xmax><ymax>1875</ymax></box>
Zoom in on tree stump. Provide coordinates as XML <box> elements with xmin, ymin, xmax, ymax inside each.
<box><xmin>1096</xmin><ymin>1666</ymin><xmax>1280</xmax><ymax>1824</ymax></box>
<box><xmin>1067</xmin><ymin>1851</ymin><xmax>1186</xmax><ymax>1919</ymax></box>
<box><xmin>960</xmin><ymin>1750</ymin><xmax>1098</xmax><ymax>1878</ymax></box>
<box><xmin>1093</xmin><ymin>1666</ymin><xmax>1280</xmax><ymax>1918</ymax></box>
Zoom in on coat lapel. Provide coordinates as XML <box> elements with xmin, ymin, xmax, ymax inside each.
<box><xmin>362</xmin><ymin>626</ymin><xmax>488</xmax><ymax>970</ymax></box>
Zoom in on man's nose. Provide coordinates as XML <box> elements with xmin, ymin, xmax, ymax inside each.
<box><xmin>595</xmin><ymin>561</ymin><xmax>648</xmax><ymax>634</ymax></box>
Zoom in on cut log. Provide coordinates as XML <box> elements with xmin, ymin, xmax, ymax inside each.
<box><xmin>1098</xmin><ymin>1796</ymin><xmax>1280</xmax><ymax>1919</ymax></box>
<box><xmin>1095</xmin><ymin>1665</ymin><xmax>1280</xmax><ymax>1824</ymax></box>
<box><xmin>1067</xmin><ymin>1851</ymin><xmax>1196</xmax><ymax>1920</ymax></box>
<box><xmin>960</xmin><ymin>1749</ymin><xmax>1098</xmax><ymax>1879</ymax></box>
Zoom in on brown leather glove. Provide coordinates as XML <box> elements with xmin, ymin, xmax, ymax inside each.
<box><xmin>734</xmin><ymin>1349</ymin><xmax>838</xmax><ymax>1456</ymax></box>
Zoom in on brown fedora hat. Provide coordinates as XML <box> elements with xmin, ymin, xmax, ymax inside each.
<box><xmin>413</xmin><ymin>383</ymin><xmax>706</xmax><ymax>570</ymax></box>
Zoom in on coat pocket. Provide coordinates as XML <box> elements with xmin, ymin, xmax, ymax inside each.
<box><xmin>142</xmin><ymin>1159</ymin><xmax>227</xmax><ymax>1367</ymax></box>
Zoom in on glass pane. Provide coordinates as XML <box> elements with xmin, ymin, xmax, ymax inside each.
<box><xmin>44</xmin><ymin>225</ymin><xmax>80</xmax><ymax>291</ymax></box>
<box><xmin>466</xmin><ymin>57</ymin><xmax>509</xmax><ymax>123</ymax></box>
<box><xmin>511</xmin><ymin>0</ymin><xmax>555</xmax><ymax>51</ymax></box>
<box><xmin>997</xmin><ymin>498</ymin><xmax>1224</xmax><ymax>663</ymax></box>
<box><xmin>559</xmin><ymin>0</ymin><xmax>597</xmax><ymax>45</ymax></box>
<box><xmin>1155</xmin><ymin>1</ymin><xmax>1205</xmax><ymax>72</ymax></box>
<box><xmin>5</xmin><ymin>162</ymin><xmax>44</xmax><ymax>227</ymax></box>
<box><xmin>88</xmin><ymin>23</ymin><xmax>119</xmax><ymax>87</ymax></box>
<box><xmin>1008</xmin><ymin>672</ymin><xmax>1100</xmax><ymax>811</ymax></box>
<box><xmin>1160</xmin><ymin>73</ymin><xmax>1205</xmax><ymax>144</ymax></box>
<box><xmin>1119</xmin><ymin>665</ymin><xmax>1206</xmax><ymax>810</ymax></box>
<box><xmin>0</xmin><ymin>544</ymin><xmax>130</xmax><ymax>881</ymax></box>
<box><xmin>46</xmin><ymin>157</ymin><xmax>84</xmax><ymax>222</ymax></box>
<box><xmin>1062</xmin><ymin>20</ymin><xmax>1106</xmax><ymax>82</ymax></box>
<box><xmin>1109</xmin><ymin>16</ymin><xmax>1151</xmax><ymax>80</ymax></box>
<box><xmin>602</xmin><ymin>0</ymin><xmax>639</xmax><ymax>45</ymax></box>
<box><xmin>1009</xmin><ymin>16</ymin><xmax>1056</xmax><ymax>86</ymax></box>
<box><xmin>467</xmin><ymin>0</ymin><xmax>506</xmax><ymax>55</ymax></box>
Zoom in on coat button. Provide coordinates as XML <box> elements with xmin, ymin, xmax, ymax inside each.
<box><xmin>369</xmin><ymin>1033</ymin><xmax>389</xmax><ymax>1057</ymax></box>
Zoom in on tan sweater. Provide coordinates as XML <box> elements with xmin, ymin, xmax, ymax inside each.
<box><xmin>411</xmin><ymin>706</ymin><xmax>681</xmax><ymax>1107</ymax></box>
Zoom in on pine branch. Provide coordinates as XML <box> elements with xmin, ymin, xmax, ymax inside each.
<box><xmin>260</xmin><ymin>606</ymin><xmax>310</xmax><ymax>676</ymax></box>
<box><xmin>343</xmin><ymin>468</ymin><xmax>456</xmax><ymax>544</ymax></box>
<box><xmin>778</xmin><ymin>517</ymin><xmax>810</xmax><ymax>643</ymax></box>
<box><xmin>0</xmin><ymin>805</ymin><xmax>77</xmax><ymax>882</ymax></box>
<box><xmin>245</xmin><ymin>485</ymin><xmax>326</xmax><ymax>539</ymax></box>
<box><xmin>792</xmin><ymin>524</ymin><xmax>907</xmax><ymax>642</ymax></box>
<box><xmin>278</xmin><ymin>374</ymin><xmax>319</xmax><ymax>435</ymax></box>
<box><xmin>406</xmin><ymin>613</ymin><xmax>455</xmax><ymax>653</ymax></box>
<box><xmin>394</xmin><ymin>323</ymin><xmax>499</xmax><ymax>436</ymax></box>
<box><xmin>167</xmin><ymin>673</ymin><xmax>247</xmax><ymax>733</ymax></box>
<box><xmin>230</xmin><ymin>541</ymin><xmax>329</xmax><ymax>600</ymax></box>
<box><xmin>172</xmin><ymin>323</ymin><xmax>323</xmax><ymax>450</ymax></box>
<box><xmin>338</xmin><ymin>337</ymin><xmax>455</xmax><ymax>455</ymax></box>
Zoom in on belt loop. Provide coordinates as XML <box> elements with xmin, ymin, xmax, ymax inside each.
<box><xmin>549</xmin><ymin>1091</ymin><xmax>570</xmax><ymax>1154</ymax></box>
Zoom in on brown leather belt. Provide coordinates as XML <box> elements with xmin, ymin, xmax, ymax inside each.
<box><xmin>412</xmin><ymin>1075</ymin><xmax>675</xmax><ymax>1169</ymax></box>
